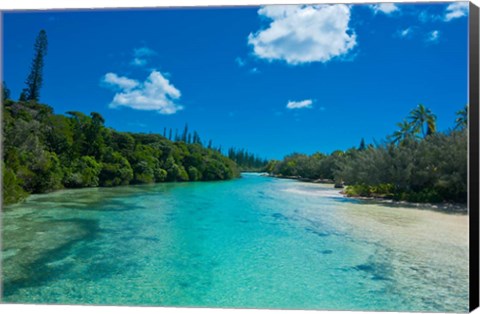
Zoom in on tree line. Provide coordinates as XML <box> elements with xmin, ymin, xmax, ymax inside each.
<box><xmin>227</xmin><ymin>148</ymin><xmax>268</xmax><ymax>171</ymax></box>
<box><xmin>161</xmin><ymin>123</ymin><xmax>221</xmax><ymax>153</ymax></box>
<box><xmin>268</xmin><ymin>104</ymin><xmax>468</xmax><ymax>203</ymax></box>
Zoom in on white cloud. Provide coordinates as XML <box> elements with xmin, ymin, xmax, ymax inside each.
<box><xmin>418</xmin><ymin>10</ymin><xmax>442</xmax><ymax>23</ymax></box>
<box><xmin>103</xmin><ymin>73</ymin><xmax>139</xmax><ymax>90</ymax></box>
<box><xmin>134</xmin><ymin>47</ymin><xmax>156</xmax><ymax>57</ymax></box>
<box><xmin>248</xmin><ymin>4</ymin><xmax>357</xmax><ymax>65</ymax></box>
<box><xmin>286</xmin><ymin>99</ymin><xmax>313</xmax><ymax>109</ymax></box>
<box><xmin>131</xmin><ymin>57</ymin><xmax>147</xmax><ymax>67</ymax></box>
<box><xmin>445</xmin><ymin>2</ymin><xmax>469</xmax><ymax>21</ymax></box>
<box><xmin>398</xmin><ymin>27</ymin><xmax>413</xmax><ymax>38</ymax></box>
<box><xmin>103</xmin><ymin>70</ymin><xmax>183</xmax><ymax>115</ymax></box>
<box><xmin>427</xmin><ymin>30</ymin><xmax>440</xmax><ymax>43</ymax></box>
<box><xmin>370</xmin><ymin>3</ymin><xmax>399</xmax><ymax>15</ymax></box>
<box><xmin>130</xmin><ymin>47</ymin><xmax>156</xmax><ymax>67</ymax></box>
<box><xmin>418</xmin><ymin>10</ymin><xmax>432</xmax><ymax>23</ymax></box>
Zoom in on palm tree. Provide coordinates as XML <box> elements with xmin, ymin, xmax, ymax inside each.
<box><xmin>454</xmin><ymin>105</ymin><xmax>468</xmax><ymax>130</ymax></box>
<box><xmin>409</xmin><ymin>104</ymin><xmax>436</xmax><ymax>138</ymax></box>
<box><xmin>389</xmin><ymin>120</ymin><xmax>413</xmax><ymax>144</ymax></box>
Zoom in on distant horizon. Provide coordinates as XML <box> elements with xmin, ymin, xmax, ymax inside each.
<box><xmin>3</xmin><ymin>2</ymin><xmax>469</xmax><ymax>159</ymax></box>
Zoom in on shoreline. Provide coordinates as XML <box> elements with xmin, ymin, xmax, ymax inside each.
<box><xmin>263</xmin><ymin>173</ymin><xmax>335</xmax><ymax>184</ymax></box>
<box><xmin>342</xmin><ymin>193</ymin><xmax>468</xmax><ymax>214</ymax></box>
<box><xmin>3</xmin><ymin>176</ymin><xmax>243</xmax><ymax>208</ymax></box>
<box><xmin>265</xmin><ymin>173</ymin><xmax>468</xmax><ymax>214</ymax></box>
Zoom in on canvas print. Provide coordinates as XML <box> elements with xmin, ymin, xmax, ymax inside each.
<box><xmin>0</xmin><ymin>1</ymin><xmax>475</xmax><ymax>312</ymax></box>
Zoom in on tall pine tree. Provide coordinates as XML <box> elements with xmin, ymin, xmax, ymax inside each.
<box><xmin>24</xmin><ymin>30</ymin><xmax>48</xmax><ymax>102</ymax></box>
<box><xmin>181</xmin><ymin>123</ymin><xmax>189</xmax><ymax>142</ymax></box>
<box><xmin>359</xmin><ymin>138</ymin><xmax>366</xmax><ymax>151</ymax></box>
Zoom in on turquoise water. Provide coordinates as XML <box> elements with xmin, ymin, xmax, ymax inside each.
<box><xmin>1</xmin><ymin>173</ymin><xmax>469</xmax><ymax>311</ymax></box>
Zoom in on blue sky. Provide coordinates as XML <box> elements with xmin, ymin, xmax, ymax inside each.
<box><xmin>3</xmin><ymin>2</ymin><xmax>469</xmax><ymax>159</ymax></box>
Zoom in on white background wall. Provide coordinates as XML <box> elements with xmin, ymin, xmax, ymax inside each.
<box><xmin>0</xmin><ymin>1</ymin><xmax>478</xmax><ymax>314</ymax></box>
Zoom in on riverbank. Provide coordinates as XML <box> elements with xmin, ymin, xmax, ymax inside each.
<box><xmin>264</xmin><ymin>173</ymin><xmax>467</xmax><ymax>214</ymax></box>
<box><xmin>3</xmin><ymin>174</ymin><xmax>243</xmax><ymax>207</ymax></box>
<box><xmin>341</xmin><ymin>192</ymin><xmax>468</xmax><ymax>214</ymax></box>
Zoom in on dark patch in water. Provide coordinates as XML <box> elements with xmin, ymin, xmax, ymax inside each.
<box><xmin>371</xmin><ymin>275</ymin><xmax>388</xmax><ymax>281</ymax></box>
<box><xmin>141</xmin><ymin>236</ymin><xmax>160</xmax><ymax>242</ymax></box>
<box><xmin>271</xmin><ymin>213</ymin><xmax>288</xmax><ymax>220</ymax></box>
<box><xmin>2</xmin><ymin>218</ymin><xmax>100</xmax><ymax>297</ymax></box>
<box><xmin>97</xmin><ymin>199</ymin><xmax>146</xmax><ymax>212</ymax></box>
<box><xmin>305</xmin><ymin>227</ymin><xmax>329</xmax><ymax>237</ymax></box>
<box><xmin>321</xmin><ymin>249</ymin><xmax>333</xmax><ymax>254</ymax></box>
<box><xmin>257</xmin><ymin>191</ymin><xmax>274</xmax><ymax>200</ymax></box>
<box><xmin>352</xmin><ymin>260</ymin><xmax>392</xmax><ymax>282</ymax></box>
<box><xmin>354</xmin><ymin>264</ymin><xmax>375</xmax><ymax>272</ymax></box>
<box><xmin>178</xmin><ymin>281</ymin><xmax>190</xmax><ymax>288</ymax></box>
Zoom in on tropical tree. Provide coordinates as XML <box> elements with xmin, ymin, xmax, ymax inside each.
<box><xmin>455</xmin><ymin>105</ymin><xmax>468</xmax><ymax>130</ymax></box>
<box><xmin>409</xmin><ymin>104</ymin><xmax>436</xmax><ymax>137</ymax></box>
<box><xmin>389</xmin><ymin>120</ymin><xmax>413</xmax><ymax>144</ymax></box>
<box><xmin>24</xmin><ymin>30</ymin><xmax>48</xmax><ymax>102</ymax></box>
<box><xmin>85</xmin><ymin>112</ymin><xmax>106</xmax><ymax>158</ymax></box>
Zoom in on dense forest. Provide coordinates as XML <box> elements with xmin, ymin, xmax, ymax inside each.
<box><xmin>268</xmin><ymin>104</ymin><xmax>468</xmax><ymax>203</ymax></box>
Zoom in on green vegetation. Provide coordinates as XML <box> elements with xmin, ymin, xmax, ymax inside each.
<box><xmin>2</xmin><ymin>100</ymin><xmax>240</xmax><ymax>205</ymax></box>
<box><xmin>227</xmin><ymin>148</ymin><xmax>268</xmax><ymax>171</ymax></box>
<box><xmin>265</xmin><ymin>151</ymin><xmax>344</xmax><ymax>181</ymax></box>
<box><xmin>269</xmin><ymin>105</ymin><xmax>468</xmax><ymax>204</ymax></box>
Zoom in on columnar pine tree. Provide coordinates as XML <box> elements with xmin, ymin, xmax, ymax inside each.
<box><xmin>181</xmin><ymin>124</ymin><xmax>189</xmax><ymax>142</ymax></box>
<box><xmin>193</xmin><ymin>131</ymin><xmax>201</xmax><ymax>145</ymax></box>
<box><xmin>24</xmin><ymin>30</ymin><xmax>48</xmax><ymax>102</ymax></box>
<box><xmin>359</xmin><ymin>138</ymin><xmax>366</xmax><ymax>150</ymax></box>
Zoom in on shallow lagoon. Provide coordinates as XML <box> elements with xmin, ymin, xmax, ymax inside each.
<box><xmin>1</xmin><ymin>173</ymin><xmax>468</xmax><ymax>311</ymax></box>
